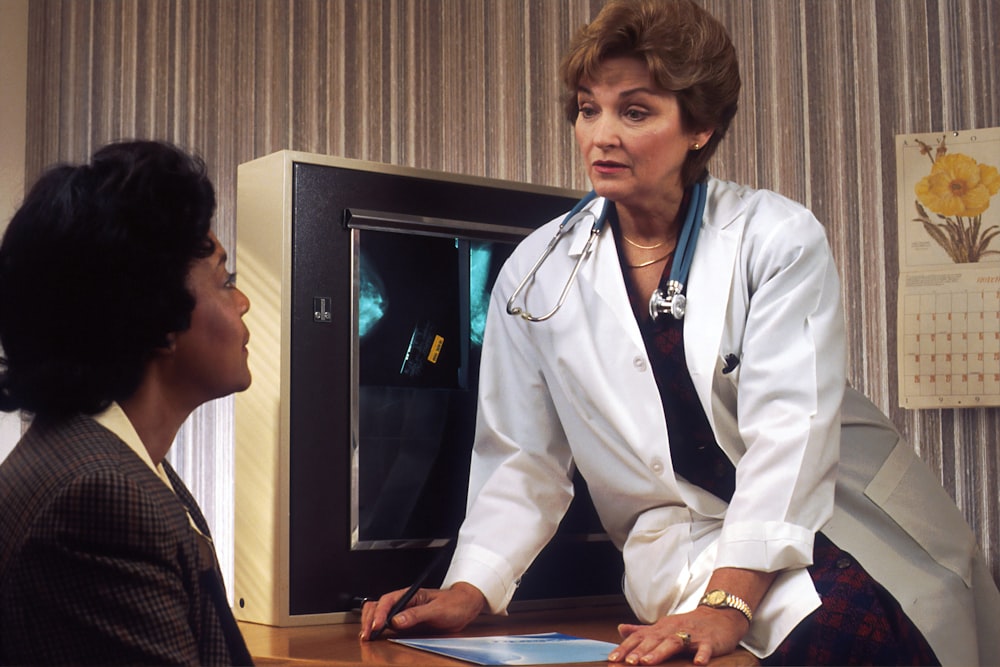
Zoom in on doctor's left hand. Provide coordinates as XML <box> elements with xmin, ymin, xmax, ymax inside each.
<box><xmin>608</xmin><ymin>606</ymin><xmax>748</xmax><ymax>665</ymax></box>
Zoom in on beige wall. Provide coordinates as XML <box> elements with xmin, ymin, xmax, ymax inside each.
<box><xmin>0</xmin><ymin>0</ymin><xmax>27</xmax><ymax>221</ymax></box>
<box><xmin>19</xmin><ymin>0</ymin><xmax>1000</xmax><ymax>586</ymax></box>
<box><xmin>0</xmin><ymin>0</ymin><xmax>28</xmax><ymax>458</ymax></box>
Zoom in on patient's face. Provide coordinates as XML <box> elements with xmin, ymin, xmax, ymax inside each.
<box><xmin>169</xmin><ymin>232</ymin><xmax>251</xmax><ymax>406</ymax></box>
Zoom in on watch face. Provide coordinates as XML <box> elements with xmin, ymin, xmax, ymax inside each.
<box><xmin>705</xmin><ymin>590</ymin><xmax>727</xmax><ymax>606</ymax></box>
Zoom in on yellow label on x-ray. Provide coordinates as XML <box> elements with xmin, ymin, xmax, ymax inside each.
<box><xmin>427</xmin><ymin>335</ymin><xmax>444</xmax><ymax>363</ymax></box>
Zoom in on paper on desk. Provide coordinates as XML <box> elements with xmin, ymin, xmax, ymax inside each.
<box><xmin>389</xmin><ymin>632</ymin><xmax>618</xmax><ymax>665</ymax></box>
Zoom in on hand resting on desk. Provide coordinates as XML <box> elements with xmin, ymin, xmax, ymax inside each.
<box><xmin>360</xmin><ymin>584</ymin><xmax>750</xmax><ymax>666</ymax></box>
<box><xmin>359</xmin><ymin>582</ymin><xmax>486</xmax><ymax>641</ymax></box>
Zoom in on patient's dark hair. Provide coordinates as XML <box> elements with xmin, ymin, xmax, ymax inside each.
<box><xmin>0</xmin><ymin>140</ymin><xmax>216</xmax><ymax>418</ymax></box>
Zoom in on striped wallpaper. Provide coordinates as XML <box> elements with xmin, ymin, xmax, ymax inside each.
<box><xmin>24</xmin><ymin>0</ymin><xmax>1000</xmax><ymax>589</ymax></box>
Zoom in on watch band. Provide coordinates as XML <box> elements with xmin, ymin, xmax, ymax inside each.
<box><xmin>699</xmin><ymin>589</ymin><xmax>753</xmax><ymax>624</ymax></box>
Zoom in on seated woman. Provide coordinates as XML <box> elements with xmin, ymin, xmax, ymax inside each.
<box><xmin>0</xmin><ymin>140</ymin><xmax>253</xmax><ymax>665</ymax></box>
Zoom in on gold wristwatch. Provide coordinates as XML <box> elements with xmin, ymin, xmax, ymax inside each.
<box><xmin>698</xmin><ymin>589</ymin><xmax>753</xmax><ymax>624</ymax></box>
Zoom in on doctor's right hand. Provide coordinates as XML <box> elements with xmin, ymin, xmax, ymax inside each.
<box><xmin>359</xmin><ymin>582</ymin><xmax>486</xmax><ymax>641</ymax></box>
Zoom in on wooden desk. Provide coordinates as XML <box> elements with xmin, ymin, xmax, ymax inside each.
<box><xmin>240</xmin><ymin>604</ymin><xmax>759</xmax><ymax>666</ymax></box>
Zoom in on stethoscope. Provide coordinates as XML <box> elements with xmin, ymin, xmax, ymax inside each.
<box><xmin>506</xmin><ymin>180</ymin><xmax>707</xmax><ymax>323</ymax></box>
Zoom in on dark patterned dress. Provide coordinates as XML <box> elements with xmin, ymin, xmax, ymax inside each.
<box><xmin>612</xmin><ymin>202</ymin><xmax>939</xmax><ymax>666</ymax></box>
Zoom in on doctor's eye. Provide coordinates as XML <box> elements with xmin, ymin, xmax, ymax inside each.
<box><xmin>623</xmin><ymin>107</ymin><xmax>649</xmax><ymax>122</ymax></box>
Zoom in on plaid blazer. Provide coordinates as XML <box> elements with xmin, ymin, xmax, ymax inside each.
<box><xmin>0</xmin><ymin>414</ymin><xmax>252</xmax><ymax>666</ymax></box>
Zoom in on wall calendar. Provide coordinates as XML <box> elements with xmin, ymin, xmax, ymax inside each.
<box><xmin>896</xmin><ymin>126</ymin><xmax>1000</xmax><ymax>408</ymax></box>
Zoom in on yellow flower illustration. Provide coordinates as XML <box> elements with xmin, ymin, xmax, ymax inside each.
<box><xmin>916</xmin><ymin>153</ymin><xmax>1000</xmax><ymax>217</ymax></box>
<box><xmin>912</xmin><ymin>136</ymin><xmax>1000</xmax><ymax>263</ymax></box>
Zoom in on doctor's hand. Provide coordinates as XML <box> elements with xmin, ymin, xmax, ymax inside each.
<box><xmin>359</xmin><ymin>582</ymin><xmax>486</xmax><ymax>641</ymax></box>
<box><xmin>609</xmin><ymin>606</ymin><xmax>748</xmax><ymax>666</ymax></box>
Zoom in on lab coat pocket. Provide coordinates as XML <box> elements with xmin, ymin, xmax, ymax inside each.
<box><xmin>864</xmin><ymin>440</ymin><xmax>975</xmax><ymax>587</ymax></box>
<box><xmin>621</xmin><ymin>506</ymin><xmax>694</xmax><ymax>622</ymax></box>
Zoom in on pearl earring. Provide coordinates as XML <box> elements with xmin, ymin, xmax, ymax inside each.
<box><xmin>692</xmin><ymin>143</ymin><xmax>701</xmax><ymax>150</ymax></box>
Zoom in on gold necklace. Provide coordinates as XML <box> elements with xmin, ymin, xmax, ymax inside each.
<box><xmin>627</xmin><ymin>249</ymin><xmax>674</xmax><ymax>268</ymax></box>
<box><xmin>622</xmin><ymin>234</ymin><xmax>666</xmax><ymax>250</ymax></box>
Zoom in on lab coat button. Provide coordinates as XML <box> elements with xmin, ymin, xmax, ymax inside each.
<box><xmin>650</xmin><ymin>458</ymin><xmax>664</xmax><ymax>474</ymax></box>
<box><xmin>633</xmin><ymin>356</ymin><xmax>647</xmax><ymax>371</ymax></box>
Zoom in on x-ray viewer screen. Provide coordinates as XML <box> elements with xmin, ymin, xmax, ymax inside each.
<box><xmin>352</xmin><ymin>227</ymin><xmax>514</xmax><ymax>549</ymax></box>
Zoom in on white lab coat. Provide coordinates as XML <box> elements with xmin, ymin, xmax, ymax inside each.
<box><xmin>442</xmin><ymin>177</ymin><xmax>1000</xmax><ymax>663</ymax></box>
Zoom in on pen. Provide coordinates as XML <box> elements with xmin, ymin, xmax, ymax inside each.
<box><xmin>370</xmin><ymin>544</ymin><xmax>452</xmax><ymax>640</ymax></box>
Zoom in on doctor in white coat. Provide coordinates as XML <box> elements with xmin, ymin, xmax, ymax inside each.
<box><xmin>361</xmin><ymin>1</ymin><xmax>1000</xmax><ymax>664</ymax></box>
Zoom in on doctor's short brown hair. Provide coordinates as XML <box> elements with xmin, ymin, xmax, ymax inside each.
<box><xmin>560</xmin><ymin>0</ymin><xmax>741</xmax><ymax>188</ymax></box>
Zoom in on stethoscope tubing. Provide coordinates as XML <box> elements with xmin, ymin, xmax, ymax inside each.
<box><xmin>648</xmin><ymin>180</ymin><xmax>706</xmax><ymax>320</ymax></box>
<box><xmin>505</xmin><ymin>191</ymin><xmax>600</xmax><ymax>322</ymax></box>
<box><xmin>505</xmin><ymin>183</ymin><xmax>704</xmax><ymax>323</ymax></box>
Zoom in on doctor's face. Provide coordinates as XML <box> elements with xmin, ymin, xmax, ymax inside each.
<box><xmin>574</xmin><ymin>57</ymin><xmax>711</xmax><ymax>211</ymax></box>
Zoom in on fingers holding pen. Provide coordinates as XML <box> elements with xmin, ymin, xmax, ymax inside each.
<box><xmin>359</xmin><ymin>583</ymin><xmax>487</xmax><ymax>641</ymax></box>
<box><xmin>358</xmin><ymin>595</ymin><xmax>382</xmax><ymax>641</ymax></box>
<box><xmin>361</xmin><ymin>541</ymin><xmax>459</xmax><ymax>642</ymax></box>
<box><xmin>359</xmin><ymin>587</ymin><xmax>425</xmax><ymax>641</ymax></box>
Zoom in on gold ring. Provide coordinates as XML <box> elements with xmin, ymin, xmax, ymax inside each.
<box><xmin>675</xmin><ymin>631</ymin><xmax>691</xmax><ymax>648</ymax></box>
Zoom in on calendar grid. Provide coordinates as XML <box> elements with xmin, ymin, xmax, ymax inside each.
<box><xmin>900</xmin><ymin>289</ymin><xmax>1000</xmax><ymax>406</ymax></box>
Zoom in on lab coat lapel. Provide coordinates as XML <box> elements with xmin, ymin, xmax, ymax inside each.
<box><xmin>684</xmin><ymin>181</ymin><xmax>746</xmax><ymax>426</ymax></box>
<box><xmin>569</xmin><ymin>198</ymin><xmax>647</xmax><ymax>351</ymax></box>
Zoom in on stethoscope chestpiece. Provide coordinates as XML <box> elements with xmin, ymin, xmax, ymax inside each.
<box><xmin>647</xmin><ymin>180</ymin><xmax>708</xmax><ymax>322</ymax></box>
<box><xmin>648</xmin><ymin>280</ymin><xmax>685</xmax><ymax>320</ymax></box>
